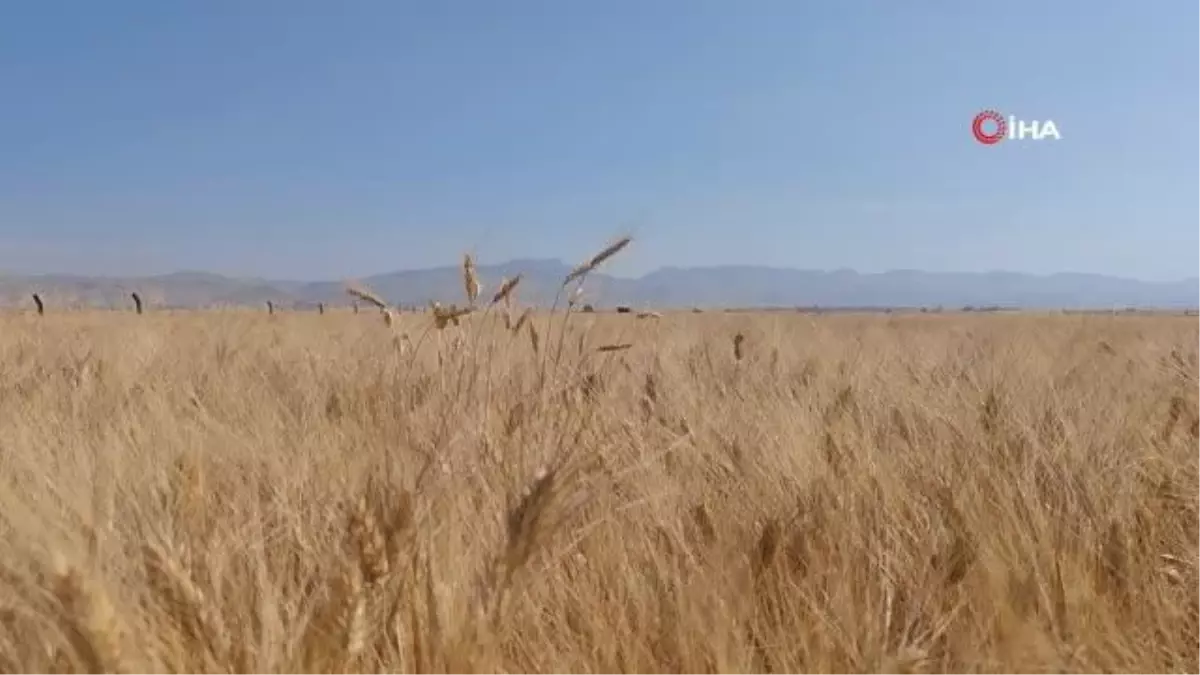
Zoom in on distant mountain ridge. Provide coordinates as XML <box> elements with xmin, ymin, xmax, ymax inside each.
<box><xmin>0</xmin><ymin>261</ymin><xmax>1195</xmax><ymax>310</ymax></box>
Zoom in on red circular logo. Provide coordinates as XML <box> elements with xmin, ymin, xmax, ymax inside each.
<box><xmin>972</xmin><ymin>110</ymin><xmax>1006</xmax><ymax>145</ymax></box>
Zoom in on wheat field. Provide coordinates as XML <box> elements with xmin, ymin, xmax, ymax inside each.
<box><xmin>0</xmin><ymin>272</ymin><xmax>1196</xmax><ymax>672</ymax></box>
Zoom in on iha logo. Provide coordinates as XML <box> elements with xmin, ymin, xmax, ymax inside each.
<box><xmin>972</xmin><ymin>110</ymin><xmax>1061</xmax><ymax>145</ymax></box>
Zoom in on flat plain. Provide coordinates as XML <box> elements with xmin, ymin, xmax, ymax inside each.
<box><xmin>0</xmin><ymin>307</ymin><xmax>1196</xmax><ymax>672</ymax></box>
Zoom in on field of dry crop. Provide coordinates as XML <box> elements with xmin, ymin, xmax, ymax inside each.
<box><xmin>0</xmin><ymin>292</ymin><xmax>1196</xmax><ymax>671</ymax></box>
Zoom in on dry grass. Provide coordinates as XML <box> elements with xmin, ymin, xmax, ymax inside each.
<box><xmin>0</xmin><ymin>267</ymin><xmax>1196</xmax><ymax>671</ymax></box>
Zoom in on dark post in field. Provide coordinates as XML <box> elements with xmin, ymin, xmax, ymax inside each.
<box><xmin>131</xmin><ymin>292</ymin><xmax>143</xmax><ymax>315</ymax></box>
<box><xmin>32</xmin><ymin>293</ymin><xmax>44</xmax><ymax>316</ymax></box>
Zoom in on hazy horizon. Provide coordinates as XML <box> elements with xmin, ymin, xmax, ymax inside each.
<box><xmin>3</xmin><ymin>259</ymin><xmax>1198</xmax><ymax>285</ymax></box>
<box><xmin>2</xmin><ymin>1</ymin><xmax>1197</xmax><ymax>283</ymax></box>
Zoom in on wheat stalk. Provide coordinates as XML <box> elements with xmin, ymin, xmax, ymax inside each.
<box><xmin>348</xmin><ymin>495</ymin><xmax>390</xmax><ymax>585</ymax></box>
<box><xmin>142</xmin><ymin>541</ymin><xmax>231</xmax><ymax>665</ymax></box>
<box><xmin>564</xmin><ymin>236</ymin><xmax>632</xmax><ymax>286</ymax></box>
<box><xmin>463</xmin><ymin>253</ymin><xmax>481</xmax><ymax>306</ymax></box>
<box><xmin>342</xmin><ymin>567</ymin><xmax>369</xmax><ymax>664</ymax></box>
<box><xmin>527</xmin><ymin>319</ymin><xmax>540</xmax><ymax>354</ymax></box>
<box><xmin>346</xmin><ymin>283</ymin><xmax>400</xmax><ymax>328</ymax></box>
<box><xmin>50</xmin><ymin>552</ymin><xmax>130</xmax><ymax>674</ymax></box>
<box><xmin>596</xmin><ymin>343</ymin><xmax>633</xmax><ymax>352</ymax></box>
<box><xmin>512</xmin><ymin>308</ymin><xmax>532</xmax><ymax>335</ymax></box>
<box><xmin>345</xmin><ymin>284</ymin><xmax>388</xmax><ymax>310</ymax></box>
<box><xmin>491</xmin><ymin>275</ymin><xmax>521</xmax><ymax>306</ymax></box>
<box><xmin>430</xmin><ymin>302</ymin><xmax>473</xmax><ymax>331</ymax></box>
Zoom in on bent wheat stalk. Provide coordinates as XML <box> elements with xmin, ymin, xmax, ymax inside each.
<box><xmin>544</xmin><ymin>235</ymin><xmax>635</xmax><ymax>384</ymax></box>
<box><xmin>345</xmin><ymin>283</ymin><xmax>398</xmax><ymax>328</ymax></box>
<box><xmin>345</xmin><ymin>284</ymin><xmax>388</xmax><ymax>311</ymax></box>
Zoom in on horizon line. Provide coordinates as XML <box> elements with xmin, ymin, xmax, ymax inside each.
<box><xmin>1</xmin><ymin>263</ymin><xmax>1197</xmax><ymax>286</ymax></box>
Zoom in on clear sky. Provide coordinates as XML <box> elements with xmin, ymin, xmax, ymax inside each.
<box><xmin>1</xmin><ymin>1</ymin><xmax>1196</xmax><ymax>281</ymax></box>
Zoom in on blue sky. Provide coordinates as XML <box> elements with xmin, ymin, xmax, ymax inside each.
<box><xmin>1</xmin><ymin>1</ymin><xmax>1196</xmax><ymax>281</ymax></box>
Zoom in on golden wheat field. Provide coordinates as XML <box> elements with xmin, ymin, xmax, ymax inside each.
<box><xmin>0</xmin><ymin>296</ymin><xmax>1196</xmax><ymax>672</ymax></box>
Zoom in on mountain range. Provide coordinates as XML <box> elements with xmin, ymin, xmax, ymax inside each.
<box><xmin>1</xmin><ymin>261</ymin><xmax>1196</xmax><ymax>311</ymax></box>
